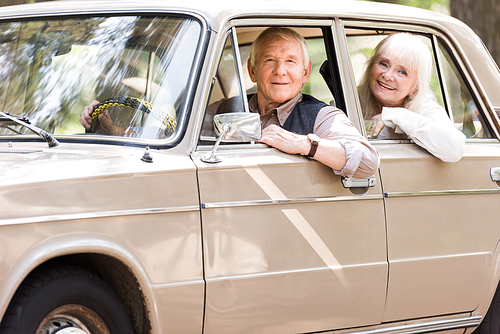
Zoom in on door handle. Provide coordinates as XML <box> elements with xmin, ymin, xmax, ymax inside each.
<box><xmin>342</xmin><ymin>176</ymin><xmax>376</xmax><ymax>188</ymax></box>
<box><xmin>490</xmin><ymin>167</ymin><xmax>500</xmax><ymax>181</ymax></box>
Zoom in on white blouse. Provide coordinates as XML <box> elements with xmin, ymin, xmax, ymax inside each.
<box><xmin>379</xmin><ymin>97</ymin><xmax>466</xmax><ymax>162</ymax></box>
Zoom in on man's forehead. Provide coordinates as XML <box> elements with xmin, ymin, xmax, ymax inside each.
<box><xmin>258</xmin><ymin>37</ymin><xmax>302</xmax><ymax>56</ymax></box>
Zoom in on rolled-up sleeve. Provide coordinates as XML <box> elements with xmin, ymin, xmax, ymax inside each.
<box><xmin>314</xmin><ymin>106</ymin><xmax>380</xmax><ymax>178</ymax></box>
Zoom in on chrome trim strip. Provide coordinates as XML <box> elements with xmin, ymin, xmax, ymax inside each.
<box><xmin>151</xmin><ymin>279</ymin><xmax>205</xmax><ymax>289</ymax></box>
<box><xmin>0</xmin><ymin>205</ymin><xmax>200</xmax><ymax>226</ymax></box>
<box><xmin>206</xmin><ymin>262</ymin><xmax>388</xmax><ymax>282</ymax></box>
<box><xmin>334</xmin><ymin>315</ymin><xmax>482</xmax><ymax>334</ymax></box>
<box><xmin>202</xmin><ymin>194</ymin><xmax>383</xmax><ymax>209</ymax></box>
<box><xmin>390</xmin><ymin>251</ymin><xmax>491</xmax><ymax>263</ymax></box>
<box><xmin>385</xmin><ymin>189</ymin><xmax>500</xmax><ymax>198</ymax></box>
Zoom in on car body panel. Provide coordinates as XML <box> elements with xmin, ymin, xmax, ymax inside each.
<box><xmin>194</xmin><ymin>147</ymin><xmax>387</xmax><ymax>332</ymax></box>
<box><xmin>375</xmin><ymin>142</ymin><xmax>500</xmax><ymax>320</ymax></box>
<box><xmin>0</xmin><ymin>142</ymin><xmax>204</xmax><ymax>331</ymax></box>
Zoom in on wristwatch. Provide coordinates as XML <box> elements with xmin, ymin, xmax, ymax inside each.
<box><xmin>306</xmin><ymin>133</ymin><xmax>320</xmax><ymax>158</ymax></box>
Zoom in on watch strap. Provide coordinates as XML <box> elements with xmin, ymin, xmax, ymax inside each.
<box><xmin>307</xmin><ymin>135</ymin><xmax>319</xmax><ymax>158</ymax></box>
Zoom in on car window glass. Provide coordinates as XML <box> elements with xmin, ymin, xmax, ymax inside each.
<box><xmin>0</xmin><ymin>16</ymin><xmax>201</xmax><ymax>140</ymax></box>
<box><xmin>201</xmin><ymin>32</ymin><xmax>247</xmax><ymax>140</ymax></box>
<box><xmin>436</xmin><ymin>37</ymin><xmax>492</xmax><ymax>138</ymax></box>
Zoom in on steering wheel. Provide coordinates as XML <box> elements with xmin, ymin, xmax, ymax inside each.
<box><xmin>90</xmin><ymin>96</ymin><xmax>177</xmax><ymax>136</ymax></box>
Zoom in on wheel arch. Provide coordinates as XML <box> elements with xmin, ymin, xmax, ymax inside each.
<box><xmin>0</xmin><ymin>235</ymin><xmax>158</xmax><ymax>334</ymax></box>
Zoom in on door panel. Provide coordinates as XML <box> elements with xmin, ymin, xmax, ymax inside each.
<box><xmin>194</xmin><ymin>146</ymin><xmax>387</xmax><ymax>333</ymax></box>
<box><xmin>378</xmin><ymin>142</ymin><xmax>500</xmax><ymax>321</ymax></box>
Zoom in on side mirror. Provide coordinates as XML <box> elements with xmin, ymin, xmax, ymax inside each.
<box><xmin>201</xmin><ymin>112</ymin><xmax>261</xmax><ymax>163</ymax></box>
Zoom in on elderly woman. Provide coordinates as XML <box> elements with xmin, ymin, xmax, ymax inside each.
<box><xmin>357</xmin><ymin>33</ymin><xmax>466</xmax><ymax>162</ymax></box>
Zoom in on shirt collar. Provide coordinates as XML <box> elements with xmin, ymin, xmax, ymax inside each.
<box><xmin>248</xmin><ymin>92</ymin><xmax>303</xmax><ymax>126</ymax></box>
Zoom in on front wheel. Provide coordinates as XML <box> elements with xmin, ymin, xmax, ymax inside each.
<box><xmin>473</xmin><ymin>282</ymin><xmax>500</xmax><ymax>334</ymax></box>
<box><xmin>0</xmin><ymin>265</ymin><xmax>134</xmax><ymax>334</ymax></box>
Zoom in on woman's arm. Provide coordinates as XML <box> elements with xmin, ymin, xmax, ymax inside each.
<box><xmin>381</xmin><ymin>101</ymin><xmax>466</xmax><ymax>162</ymax></box>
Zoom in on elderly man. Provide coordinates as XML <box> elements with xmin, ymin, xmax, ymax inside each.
<box><xmin>80</xmin><ymin>27</ymin><xmax>379</xmax><ymax>179</ymax></box>
<box><xmin>244</xmin><ymin>27</ymin><xmax>378</xmax><ymax>178</ymax></box>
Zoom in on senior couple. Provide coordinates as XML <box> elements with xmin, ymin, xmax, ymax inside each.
<box><xmin>80</xmin><ymin>27</ymin><xmax>466</xmax><ymax>178</ymax></box>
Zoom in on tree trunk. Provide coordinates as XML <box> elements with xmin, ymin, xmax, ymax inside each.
<box><xmin>0</xmin><ymin>0</ymin><xmax>27</xmax><ymax>5</ymax></box>
<box><xmin>450</xmin><ymin>0</ymin><xmax>500</xmax><ymax>67</ymax></box>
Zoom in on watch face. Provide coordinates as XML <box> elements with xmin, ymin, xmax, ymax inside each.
<box><xmin>308</xmin><ymin>134</ymin><xmax>320</xmax><ymax>142</ymax></box>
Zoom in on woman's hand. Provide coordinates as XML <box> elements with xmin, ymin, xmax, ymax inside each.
<box><xmin>369</xmin><ymin>114</ymin><xmax>385</xmax><ymax>138</ymax></box>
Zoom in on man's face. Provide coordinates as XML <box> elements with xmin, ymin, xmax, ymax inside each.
<box><xmin>248</xmin><ymin>36</ymin><xmax>311</xmax><ymax>111</ymax></box>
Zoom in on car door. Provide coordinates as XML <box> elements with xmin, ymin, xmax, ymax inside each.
<box><xmin>344</xmin><ymin>22</ymin><xmax>500</xmax><ymax>321</ymax></box>
<box><xmin>194</xmin><ymin>22</ymin><xmax>388</xmax><ymax>333</ymax></box>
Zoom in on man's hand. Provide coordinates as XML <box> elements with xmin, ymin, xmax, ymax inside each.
<box><xmin>257</xmin><ymin>124</ymin><xmax>309</xmax><ymax>155</ymax></box>
<box><xmin>80</xmin><ymin>100</ymin><xmax>116</xmax><ymax>135</ymax></box>
<box><xmin>257</xmin><ymin>124</ymin><xmax>347</xmax><ymax>171</ymax></box>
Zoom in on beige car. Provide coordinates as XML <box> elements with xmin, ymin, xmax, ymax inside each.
<box><xmin>0</xmin><ymin>0</ymin><xmax>499</xmax><ymax>333</ymax></box>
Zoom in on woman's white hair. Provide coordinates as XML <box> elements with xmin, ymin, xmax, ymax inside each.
<box><xmin>358</xmin><ymin>32</ymin><xmax>433</xmax><ymax>119</ymax></box>
<box><xmin>249</xmin><ymin>27</ymin><xmax>309</xmax><ymax>68</ymax></box>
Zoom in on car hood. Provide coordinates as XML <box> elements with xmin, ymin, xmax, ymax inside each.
<box><xmin>0</xmin><ymin>142</ymin><xmax>149</xmax><ymax>186</ymax></box>
<box><xmin>0</xmin><ymin>141</ymin><xmax>199</xmax><ymax>220</ymax></box>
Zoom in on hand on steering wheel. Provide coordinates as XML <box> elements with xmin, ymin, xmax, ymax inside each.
<box><xmin>88</xmin><ymin>96</ymin><xmax>177</xmax><ymax>136</ymax></box>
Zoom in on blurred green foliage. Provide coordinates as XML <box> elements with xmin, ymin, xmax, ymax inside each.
<box><xmin>363</xmin><ymin>0</ymin><xmax>450</xmax><ymax>14</ymax></box>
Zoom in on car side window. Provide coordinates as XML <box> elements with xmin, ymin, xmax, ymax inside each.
<box><xmin>200</xmin><ymin>26</ymin><xmax>334</xmax><ymax>142</ymax></box>
<box><xmin>436</xmin><ymin>37</ymin><xmax>492</xmax><ymax>138</ymax></box>
<box><xmin>346</xmin><ymin>28</ymin><xmax>492</xmax><ymax>140</ymax></box>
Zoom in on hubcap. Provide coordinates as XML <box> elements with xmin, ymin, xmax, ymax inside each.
<box><xmin>36</xmin><ymin>304</ymin><xmax>110</xmax><ymax>334</ymax></box>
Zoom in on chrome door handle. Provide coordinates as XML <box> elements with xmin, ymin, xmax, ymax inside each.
<box><xmin>342</xmin><ymin>176</ymin><xmax>376</xmax><ymax>188</ymax></box>
<box><xmin>490</xmin><ymin>167</ymin><xmax>500</xmax><ymax>181</ymax></box>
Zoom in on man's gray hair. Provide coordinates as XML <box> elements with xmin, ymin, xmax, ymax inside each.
<box><xmin>249</xmin><ymin>27</ymin><xmax>310</xmax><ymax>68</ymax></box>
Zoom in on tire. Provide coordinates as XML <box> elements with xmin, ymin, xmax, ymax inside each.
<box><xmin>0</xmin><ymin>265</ymin><xmax>134</xmax><ymax>334</ymax></box>
<box><xmin>473</xmin><ymin>283</ymin><xmax>500</xmax><ymax>334</ymax></box>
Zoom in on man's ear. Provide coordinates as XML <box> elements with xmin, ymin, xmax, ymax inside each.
<box><xmin>302</xmin><ymin>60</ymin><xmax>312</xmax><ymax>84</ymax></box>
<box><xmin>247</xmin><ymin>58</ymin><xmax>257</xmax><ymax>83</ymax></box>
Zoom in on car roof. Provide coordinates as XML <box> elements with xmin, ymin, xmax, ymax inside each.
<box><xmin>0</xmin><ymin>0</ymin><xmax>457</xmax><ymax>33</ymax></box>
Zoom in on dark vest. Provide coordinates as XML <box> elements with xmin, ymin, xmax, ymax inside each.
<box><xmin>216</xmin><ymin>93</ymin><xmax>328</xmax><ymax>135</ymax></box>
<box><xmin>282</xmin><ymin>94</ymin><xmax>328</xmax><ymax>135</ymax></box>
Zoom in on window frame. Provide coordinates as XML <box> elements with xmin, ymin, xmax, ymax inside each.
<box><xmin>198</xmin><ymin>18</ymin><xmax>339</xmax><ymax>145</ymax></box>
<box><xmin>339</xmin><ymin>19</ymin><xmax>499</xmax><ymax>142</ymax></box>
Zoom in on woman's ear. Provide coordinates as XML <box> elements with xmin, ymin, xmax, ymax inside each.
<box><xmin>411</xmin><ymin>84</ymin><xmax>419</xmax><ymax>97</ymax></box>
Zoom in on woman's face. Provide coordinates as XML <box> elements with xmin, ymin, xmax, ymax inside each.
<box><xmin>369</xmin><ymin>53</ymin><xmax>418</xmax><ymax>108</ymax></box>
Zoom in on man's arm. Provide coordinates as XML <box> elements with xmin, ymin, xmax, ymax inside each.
<box><xmin>258</xmin><ymin>125</ymin><xmax>347</xmax><ymax>171</ymax></box>
<box><xmin>258</xmin><ymin>107</ymin><xmax>380</xmax><ymax>178</ymax></box>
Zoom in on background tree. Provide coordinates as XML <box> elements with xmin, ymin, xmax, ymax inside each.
<box><xmin>367</xmin><ymin>0</ymin><xmax>449</xmax><ymax>13</ymax></box>
<box><xmin>450</xmin><ymin>0</ymin><xmax>500</xmax><ymax>67</ymax></box>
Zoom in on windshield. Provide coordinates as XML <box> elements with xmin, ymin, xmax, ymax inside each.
<box><xmin>0</xmin><ymin>15</ymin><xmax>201</xmax><ymax>140</ymax></box>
